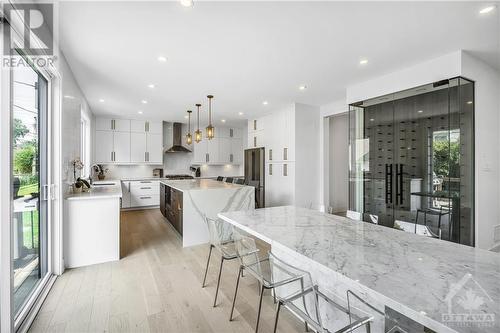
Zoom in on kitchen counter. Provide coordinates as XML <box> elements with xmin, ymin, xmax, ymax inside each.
<box><xmin>160</xmin><ymin>179</ymin><xmax>245</xmax><ymax>192</ymax></box>
<box><xmin>218</xmin><ymin>206</ymin><xmax>500</xmax><ymax>333</ymax></box>
<box><xmin>160</xmin><ymin>179</ymin><xmax>254</xmax><ymax>247</ymax></box>
<box><xmin>65</xmin><ymin>180</ymin><xmax>122</xmax><ymax>200</ymax></box>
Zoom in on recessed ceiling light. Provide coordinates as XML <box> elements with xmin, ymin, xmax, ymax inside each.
<box><xmin>221</xmin><ymin>119</ymin><xmax>226</xmax><ymax>123</ymax></box>
<box><xmin>180</xmin><ymin>0</ymin><xmax>194</xmax><ymax>7</ymax></box>
<box><xmin>299</xmin><ymin>85</ymin><xmax>307</xmax><ymax>90</ymax></box>
<box><xmin>64</xmin><ymin>95</ymin><xmax>75</xmax><ymax>99</ymax></box>
<box><xmin>184</xmin><ymin>115</ymin><xmax>189</xmax><ymax>119</ymax></box>
<box><xmin>141</xmin><ymin>100</ymin><xmax>148</xmax><ymax>104</ymax></box>
<box><xmin>157</xmin><ymin>56</ymin><xmax>167</xmax><ymax>62</ymax></box>
<box><xmin>262</xmin><ymin>101</ymin><xmax>268</xmax><ymax>105</ymax></box>
<box><xmin>467</xmin><ymin>101</ymin><xmax>473</xmax><ymax>105</ymax></box>
<box><xmin>369</xmin><ymin>118</ymin><xmax>375</xmax><ymax>122</ymax></box>
<box><xmin>99</xmin><ymin>98</ymin><xmax>105</xmax><ymax>103</ymax></box>
<box><xmin>138</xmin><ymin>111</ymin><xmax>143</xmax><ymax>114</ymax></box>
<box><xmin>359</xmin><ymin>59</ymin><xmax>368</xmax><ymax>65</ymax></box>
<box><xmin>238</xmin><ymin>112</ymin><xmax>244</xmax><ymax>116</ymax></box>
<box><xmin>148</xmin><ymin>84</ymin><xmax>155</xmax><ymax>88</ymax></box>
<box><xmin>417</xmin><ymin>110</ymin><xmax>423</xmax><ymax>113</ymax></box>
<box><xmin>479</xmin><ymin>5</ymin><xmax>496</xmax><ymax>14</ymax></box>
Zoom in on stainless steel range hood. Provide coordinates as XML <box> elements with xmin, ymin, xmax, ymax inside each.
<box><xmin>164</xmin><ymin>122</ymin><xmax>192</xmax><ymax>153</ymax></box>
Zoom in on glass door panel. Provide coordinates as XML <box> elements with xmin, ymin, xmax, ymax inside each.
<box><xmin>11</xmin><ymin>62</ymin><xmax>49</xmax><ymax>317</ymax></box>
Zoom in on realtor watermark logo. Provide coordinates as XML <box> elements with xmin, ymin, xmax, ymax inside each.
<box><xmin>442</xmin><ymin>273</ymin><xmax>496</xmax><ymax>329</ymax></box>
<box><xmin>2</xmin><ymin>2</ymin><xmax>55</xmax><ymax>68</ymax></box>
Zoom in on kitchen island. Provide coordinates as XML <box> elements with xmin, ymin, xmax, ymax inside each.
<box><xmin>218</xmin><ymin>206</ymin><xmax>500</xmax><ymax>333</ymax></box>
<box><xmin>160</xmin><ymin>179</ymin><xmax>254</xmax><ymax>247</ymax></box>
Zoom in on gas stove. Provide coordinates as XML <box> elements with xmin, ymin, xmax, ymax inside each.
<box><xmin>164</xmin><ymin>174</ymin><xmax>194</xmax><ymax>180</ymax></box>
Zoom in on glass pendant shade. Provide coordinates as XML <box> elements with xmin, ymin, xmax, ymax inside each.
<box><xmin>186</xmin><ymin>110</ymin><xmax>193</xmax><ymax>145</ymax></box>
<box><xmin>206</xmin><ymin>95</ymin><xmax>215</xmax><ymax>140</ymax></box>
<box><xmin>195</xmin><ymin>104</ymin><xmax>202</xmax><ymax>143</ymax></box>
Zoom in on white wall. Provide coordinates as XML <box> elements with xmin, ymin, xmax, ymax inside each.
<box><xmin>294</xmin><ymin>103</ymin><xmax>321</xmax><ymax>209</ymax></box>
<box><xmin>328</xmin><ymin>114</ymin><xmax>349</xmax><ymax>213</ymax></box>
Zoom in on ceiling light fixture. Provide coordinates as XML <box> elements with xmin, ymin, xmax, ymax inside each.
<box><xmin>180</xmin><ymin>0</ymin><xmax>194</xmax><ymax>7</ymax></box>
<box><xmin>299</xmin><ymin>85</ymin><xmax>307</xmax><ymax>90</ymax></box>
<box><xmin>138</xmin><ymin>111</ymin><xmax>143</xmax><ymax>114</ymax></box>
<box><xmin>479</xmin><ymin>5</ymin><xmax>496</xmax><ymax>14</ymax></box>
<box><xmin>221</xmin><ymin>119</ymin><xmax>226</xmax><ymax>123</ymax></box>
<box><xmin>262</xmin><ymin>101</ymin><xmax>268</xmax><ymax>105</ymax></box>
<box><xmin>238</xmin><ymin>112</ymin><xmax>244</xmax><ymax>116</ymax></box>
<box><xmin>148</xmin><ymin>84</ymin><xmax>155</xmax><ymax>88</ymax></box>
<box><xmin>195</xmin><ymin>104</ymin><xmax>202</xmax><ymax>143</ymax></box>
<box><xmin>157</xmin><ymin>56</ymin><xmax>167</xmax><ymax>62</ymax></box>
<box><xmin>206</xmin><ymin>95</ymin><xmax>215</xmax><ymax>140</ymax></box>
<box><xmin>186</xmin><ymin>110</ymin><xmax>193</xmax><ymax>145</ymax></box>
<box><xmin>141</xmin><ymin>100</ymin><xmax>148</xmax><ymax>104</ymax></box>
<box><xmin>359</xmin><ymin>59</ymin><xmax>368</xmax><ymax>65</ymax></box>
<box><xmin>99</xmin><ymin>98</ymin><xmax>105</xmax><ymax>102</ymax></box>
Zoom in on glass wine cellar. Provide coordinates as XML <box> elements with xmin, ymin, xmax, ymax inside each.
<box><xmin>349</xmin><ymin>77</ymin><xmax>474</xmax><ymax>246</ymax></box>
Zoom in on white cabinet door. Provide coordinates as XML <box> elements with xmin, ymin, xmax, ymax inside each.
<box><xmin>130</xmin><ymin>132</ymin><xmax>147</xmax><ymax>163</ymax></box>
<box><xmin>284</xmin><ymin>109</ymin><xmax>295</xmax><ymax>161</ymax></box>
<box><xmin>96</xmin><ymin>118</ymin><xmax>113</xmax><ymax>131</ymax></box>
<box><xmin>121</xmin><ymin>181</ymin><xmax>131</xmax><ymax>208</ymax></box>
<box><xmin>265</xmin><ymin>163</ymin><xmax>275</xmax><ymax>207</ymax></box>
<box><xmin>207</xmin><ymin>138</ymin><xmax>220</xmax><ymax>164</ymax></box>
<box><xmin>231</xmin><ymin>128</ymin><xmax>243</xmax><ymax>139</ymax></box>
<box><xmin>193</xmin><ymin>141</ymin><xmax>207</xmax><ymax>164</ymax></box>
<box><xmin>146</xmin><ymin>133</ymin><xmax>163</xmax><ymax>164</ymax></box>
<box><xmin>113</xmin><ymin>131</ymin><xmax>130</xmax><ymax>163</ymax></box>
<box><xmin>216</xmin><ymin>127</ymin><xmax>230</xmax><ymax>138</ymax></box>
<box><xmin>114</xmin><ymin>119</ymin><xmax>130</xmax><ymax>132</ymax></box>
<box><xmin>280</xmin><ymin>162</ymin><xmax>295</xmax><ymax>205</ymax></box>
<box><xmin>131</xmin><ymin>120</ymin><xmax>146</xmax><ymax>133</ymax></box>
<box><xmin>230</xmin><ymin>138</ymin><xmax>243</xmax><ymax>164</ymax></box>
<box><xmin>219</xmin><ymin>138</ymin><xmax>231</xmax><ymax>164</ymax></box>
<box><xmin>95</xmin><ymin>130</ymin><xmax>113</xmax><ymax>163</ymax></box>
<box><xmin>147</xmin><ymin>121</ymin><xmax>163</xmax><ymax>134</ymax></box>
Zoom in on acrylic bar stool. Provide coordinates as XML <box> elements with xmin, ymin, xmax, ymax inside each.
<box><xmin>230</xmin><ymin>232</ymin><xmax>312</xmax><ymax>333</ymax></box>
<box><xmin>202</xmin><ymin>216</ymin><xmax>238</xmax><ymax>307</ymax></box>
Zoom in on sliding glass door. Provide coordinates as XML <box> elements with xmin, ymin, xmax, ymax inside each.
<box><xmin>11</xmin><ymin>60</ymin><xmax>50</xmax><ymax>320</ymax></box>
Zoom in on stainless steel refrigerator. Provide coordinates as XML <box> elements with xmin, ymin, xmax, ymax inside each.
<box><xmin>244</xmin><ymin>148</ymin><xmax>265</xmax><ymax>208</ymax></box>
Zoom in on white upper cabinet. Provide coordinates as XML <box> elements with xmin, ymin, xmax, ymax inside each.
<box><xmin>231</xmin><ymin>138</ymin><xmax>243</xmax><ymax>164</ymax></box>
<box><xmin>193</xmin><ymin>140</ymin><xmax>207</xmax><ymax>164</ymax></box>
<box><xmin>216</xmin><ymin>127</ymin><xmax>230</xmax><ymax>138</ymax></box>
<box><xmin>206</xmin><ymin>138</ymin><xmax>220</xmax><ymax>164</ymax></box>
<box><xmin>94</xmin><ymin>117</ymin><xmax>163</xmax><ymax>165</ymax></box>
<box><xmin>190</xmin><ymin>126</ymin><xmax>243</xmax><ymax>165</ymax></box>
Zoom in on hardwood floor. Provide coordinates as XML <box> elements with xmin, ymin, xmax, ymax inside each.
<box><xmin>29</xmin><ymin>209</ymin><xmax>306</xmax><ymax>333</ymax></box>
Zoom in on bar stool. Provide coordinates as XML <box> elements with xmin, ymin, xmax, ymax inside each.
<box><xmin>230</xmin><ymin>232</ymin><xmax>311</xmax><ymax>333</ymax></box>
<box><xmin>225</xmin><ymin>177</ymin><xmax>234</xmax><ymax>183</ymax></box>
<box><xmin>235</xmin><ymin>178</ymin><xmax>245</xmax><ymax>185</ymax></box>
<box><xmin>216</xmin><ymin>176</ymin><xmax>224</xmax><ymax>181</ymax></box>
<box><xmin>202</xmin><ymin>217</ymin><xmax>239</xmax><ymax>307</ymax></box>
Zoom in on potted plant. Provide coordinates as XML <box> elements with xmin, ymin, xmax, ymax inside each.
<box><xmin>72</xmin><ymin>158</ymin><xmax>84</xmax><ymax>193</ymax></box>
<box><xmin>93</xmin><ymin>164</ymin><xmax>109</xmax><ymax>180</ymax></box>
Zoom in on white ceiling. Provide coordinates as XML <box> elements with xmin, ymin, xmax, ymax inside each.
<box><xmin>58</xmin><ymin>1</ymin><xmax>500</xmax><ymax>125</ymax></box>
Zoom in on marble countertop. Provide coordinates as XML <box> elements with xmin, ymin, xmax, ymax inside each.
<box><xmin>161</xmin><ymin>179</ymin><xmax>247</xmax><ymax>192</ymax></box>
<box><xmin>65</xmin><ymin>180</ymin><xmax>122</xmax><ymax>200</ymax></box>
<box><xmin>218</xmin><ymin>206</ymin><xmax>500</xmax><ymax>333</ymax></box>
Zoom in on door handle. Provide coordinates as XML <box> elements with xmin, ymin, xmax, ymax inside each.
<box><xmin>269</xmin><ymin>149</ymin><xmax>272</xmax><ymax>161</ymax></box>
<box><xmin>385</xmin><ymin>164</ymin><xmax>393</xmax><ymax>204</ymax></box>
<box><xmin>395</xmin><ymin>163</ymin><xmax>403</xmax><ymax>205</ymax></box>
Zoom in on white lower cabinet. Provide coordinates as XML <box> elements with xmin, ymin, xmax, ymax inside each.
<box><xmin>126</xmin><ymin>180</ymin><xmax>160</xmax><ymax>208</ymax></box>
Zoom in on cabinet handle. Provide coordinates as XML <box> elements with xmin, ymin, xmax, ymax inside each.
<box><xmin>253</xmin><ymin>120</ymin><xmax>257</xmax><ymax>131</ymax></box>
<box><xmin>140</xmin><ymin>181</ymin><xmax>152</xmax><ymax>183</ymax></box>
<box><xmin>230</xmin><ymin>128</ymin><xmax>233</xmax><ymax>137</ymax></box>
<box><xmin>230</xmin><ymin>154</ymin><xmax>233</xmax><ymax>163</ymax></box>
<box><xmin>111</xmin><ymin>119</ymin><xmax>115</xmax><ymax>130</ymax></box>
<box><xmin>283</xmin><ymin>164</ymin><xmax>288</xmax><ymax>176</ymax></box>
<box><xmin>269</xmin><ymin>164</ymin><xmax>273</xmax><ymax>175</ymax></box>
<box><xmin>269</xmin><ymin>149</ymin><xmax>272</xmax><ymax>161</ymax></box>
<box><xmin>140</xmin><ymin>187</ymin><xmax>152</xmax><ymax>189</ymax></box>
<box><xmin>140</xmin><ymin>196</ymin><xmax>151</xmax><ymax>199</ymax></box>
<box><xmin>147</xmin><ymin>152</ymin><xmax>150</xmax><ymax>162</ymax></box>
<box><xmin>254</xmin><ymin>136</ymin><xmax>257</xmax><ymax>147</ymax></box>
<box><xmin>283</xmin><ymin>148</ymin><xmax>288</xmax><ymax>160</ymax></box>
<box><xmin>111</xmin><ymin>151</ymin><xmax>114</xmax><ymax>161</ymax></box>
<box><xmin>145</xmin><ymin>151</ymin><xmax>147</xmax><ymax>162</ymax></box>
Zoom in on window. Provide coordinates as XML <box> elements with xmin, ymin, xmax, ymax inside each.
<box><xmin>80</xmin><ymin>108</ymin><xmax>91</xmax><ymax>177</ymax></box>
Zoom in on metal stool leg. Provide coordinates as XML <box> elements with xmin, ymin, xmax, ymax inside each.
<box><xmin>202</xmin><ymin>244</ymin><xmax>213</xmax><ymax>287</ymax></box>
<box><xmin>213</xmin><ymin>256</ymin><xmax>225</xmax><ymax>307</ymax></box>
<box><xmin>230</xmin><ymin>266</ymin><xmax>243</xmax><ymax>321</ymax></box>
<box><xmin>255</xmin><ymin>284</ymin><xmax>266</xmax><ymax>333</ymax></box>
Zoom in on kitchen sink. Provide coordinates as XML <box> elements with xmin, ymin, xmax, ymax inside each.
<box><xmin>92</xmin><ymin>182</ymin><xmax>115</xmax><ymax>186</ymax></box>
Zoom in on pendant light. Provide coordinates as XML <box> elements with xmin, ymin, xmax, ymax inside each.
<box><xmin>194</xmin><ymin>104</ymin><xmax>202</xmax><ymax>143</ymax></box>
<box><xmin>186</xmin><ymin>110</ymin><xmax>193</xmax><ymax>145</ymax></box>
<box><xmin>206</xmin><ymin>95</ymin><xmax>215</xmax><ymax>140</ymax></box>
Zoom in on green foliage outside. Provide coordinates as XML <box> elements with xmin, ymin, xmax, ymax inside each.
<box><xmin>433</xmin><ymin>140</ymin><xmax>460</xmax><ymax>178</ymax></box>
<box><xmin>14</xmin><ymin>144</ymin><xmax>36</xmax><ymax>174</ymax></box>
<box><xmin>22</xmin><ymin>210</ymin><xmax>39</xmax><ymax>249</ymax></box>
<box><xmin>13</xmin><ymin>118</ymin><xmax>29</xmax><ymax>144</ymax></box>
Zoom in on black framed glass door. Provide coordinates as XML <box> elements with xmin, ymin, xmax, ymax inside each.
<box><xmin>349</xmin><ymin>77</ymin><xmax>474</xmax><ymax>246</ymax></box>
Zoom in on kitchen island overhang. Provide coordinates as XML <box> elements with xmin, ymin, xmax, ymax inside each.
<box><xmin>161</xmin><ymin>179</ymin><xmax>255</xmax><ymax>247</ymax></box>
<box><xmin>218</xmin><ymin>206</ymin><xmax>500</xmax><ymax>333</ymax></box>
